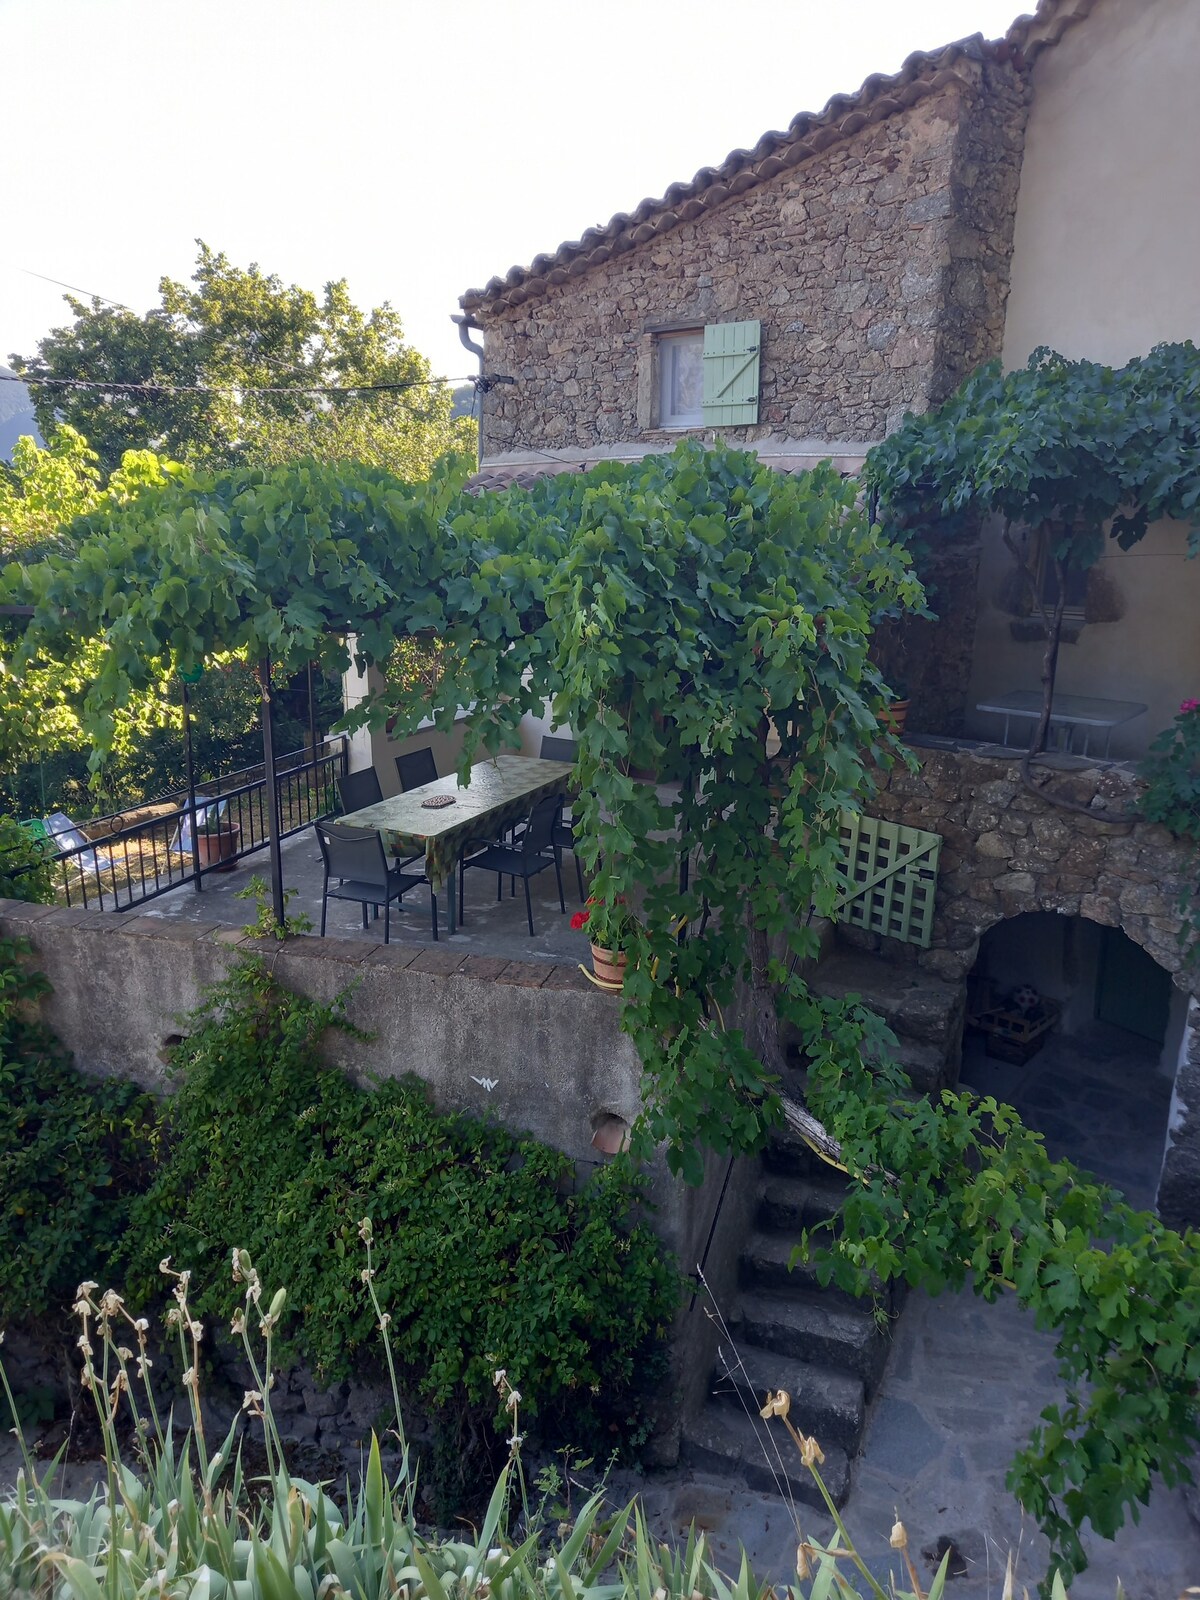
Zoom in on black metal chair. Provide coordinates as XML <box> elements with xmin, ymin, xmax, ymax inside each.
<box><xmin>458</xmin><ymin>793</ymin><xmax>565</xmax><ymax>937</ymax></box>
<box><xmin>539</xmin><ymin>735</ymin><xmax>585</xmax><ymax>900</ymax></box>
<box><xmin>316</xmin><ymin>820</ymin><xmax>437</xmax><ymax>943</ymax></box>
<box><xmin>337</xmin><ymin>768</ymin><xmax>383</xmax><ymax>813</ymax></box>
<box><xmin>395</xmin><ymin>747</ymin><xmax>438</xmax><ymax>792</ymax></box>
<box><xmin>539</xmin><ymin>735</ymin><xmax>578</xmax><ymax>764</ymax></box>
<box><xmin>337</xmin><ymin>766</ymin><xmax>424</xmax><ymax>870</ymax></box>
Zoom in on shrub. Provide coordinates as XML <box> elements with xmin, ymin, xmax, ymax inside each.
<box><xmin>118</xmin><ymin>956</ymin><xmax>679</xmax><ymax>1456</ymax></box>
<box><xmin>0</xmin><ymin>938</ymin><xmax>160</xmax><ymax>1326</ymax></box>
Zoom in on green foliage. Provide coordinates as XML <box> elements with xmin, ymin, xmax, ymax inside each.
<box><xmin>863</xmin><ymin>341</ymin><xmax>1200</xmax><ymax>757</ymax></box>
<box><xmin>864</xmin><ymin>343</ymin><xmax>1200</xmax><ymax>556</ymax></box>
<box><xmin>0</xmin><ymin>816</ymin><xmax>55</xmax><ymax>902</ymax></box>
<box><xmin>0</xmin><ymin>1265</ymin><xmax>1088</xmax><ymax>1600</ymax></box>
<box><xmin>1138</xmin><ymin>697</ymin><xmax>1200</xmax><ymax>958</ymax></box>
<box><xmin>13</xmin><ymin>241</ymin><xmax>473</xmax><ymax>475</ymax></box>
<box><xmin>1140</xmin><ymin>698</ymin><xmax>1200</xmax><ymax>841</ymax></box>
<box><xmin>3</xmin><ymin>441</ymin><xmax>921</xmax><ymax>1177</ymax></box>
<box><xmin>799</xmin><ymin>1016</ymin><xmax>1200</xmax><ymax>1590</ymax></box>
<box><xmin>119</xmin><ymin>956</ymin><xmax>678</xmax><ymax>1450</ymax></box>
<box><xmin>0</xmin><ymin>938</ymin><xmax>159</xmax><ymax>1325</ymax></box>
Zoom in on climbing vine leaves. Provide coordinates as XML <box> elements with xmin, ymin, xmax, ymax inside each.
<box><xmin>3</xmin><ymin>440</ymin><xmax>920</xmax><ymax>1173</ymax></box>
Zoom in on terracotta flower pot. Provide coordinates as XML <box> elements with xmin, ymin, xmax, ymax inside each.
<box><xmin>589</xmin><ymin>942</ymin><xmax>628</xmax><ymax>989</ymax></box>
<box><xmin>877</xmin><ymin>699</ymin><xmax>910</xmax><ymax>738</ymax></box>
<box><xmin>196</xmin><ymin>823</ymin><xmax>241</xmax><ymax>870</ymax></box>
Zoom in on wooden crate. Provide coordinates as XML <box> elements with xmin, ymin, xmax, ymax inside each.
<box><xmin>967</xmin><ymin>1000</ymin><xmax>1061</xmax><ymax>1064</ymax></box>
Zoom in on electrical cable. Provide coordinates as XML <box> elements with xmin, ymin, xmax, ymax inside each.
<box><xmin>0</xmin><ymin>372</ymin><xmax>475</xmax><ymax>398</ymax></box>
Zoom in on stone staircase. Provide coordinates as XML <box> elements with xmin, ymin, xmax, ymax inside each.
<box><xmin>807</xmin><ymin>946</ymin><xmax>967</xmax><ymax>1094</ymax></box>
<box><xmin>681</xmin><ymin>941</ymin><xmax>967</xmax><ymax>1508</ymax></box>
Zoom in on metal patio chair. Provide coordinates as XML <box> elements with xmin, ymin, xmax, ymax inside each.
<box><xmin>457</xmin><ymin>793</ymin><xmax>565</xmax><ymax>937</ymax></box>
<box><xmin>316</xmin><ymin>820</ymin><xmax>437</xmax><ymax>943</ymax></box>
<box><xmin>395</xmin><ymin>747</ymin><xmax>438</xmax><ymax>792</ymax></box>
<box><xmin>337</xmin><ymin>767</ymin><xmax>383</xmax><ymax>813</ymax></box>
<box><xmin>539</xmin><ymin>734</ymin><xmax>585</xmax><ymax>900</ymax></box>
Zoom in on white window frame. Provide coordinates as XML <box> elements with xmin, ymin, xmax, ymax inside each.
<box><xmin>656</xmin><ymin>330</ymin><xmax>704</xmax><ymax>428</ymax></box>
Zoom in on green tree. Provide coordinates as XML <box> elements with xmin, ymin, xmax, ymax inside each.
<box><xmin>863</xmin><ymin>343</ymin><xmax>1200</xmax><ymax>771</ymax></box>
<box><xmin>12</xmin><ymin>242</ymin><xmax>474</xmax><ymax>475</ymax></box>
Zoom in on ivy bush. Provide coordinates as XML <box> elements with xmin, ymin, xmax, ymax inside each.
<box><xmin>117</xmin><ymin>956</ymin><xmax>678</xmax><ymax>1453</ymax></box>
<box><xmin>0</xmin><ymin>939</ymin><xmax>159</xmax><ymax>1326</ymax></box>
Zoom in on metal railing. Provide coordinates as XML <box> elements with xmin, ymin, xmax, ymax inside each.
<box><xmin>33</xmin><ymin>738</ymin><xmax>347</xmax><ymax>912</ymax></box>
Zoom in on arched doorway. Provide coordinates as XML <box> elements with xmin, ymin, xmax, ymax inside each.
<box><xmin>962</xmin><ymin>912</ymin><xmax>1188</xmax><ymax>1208</ymax></box>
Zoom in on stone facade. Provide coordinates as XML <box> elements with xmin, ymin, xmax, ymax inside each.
<box><xmin>853</xmin><ymin>739</ymin><xmax>1200</xmax><ymax>1220</ymax></box>
<box><xmin>470</xmin><ymin>57</ymin><xmax>1028</xmax><ymax>457</ymax></box>
<box><xmin>864</xmin><ymin>742</ymin><xmax>1196</xmax><ymax>986</ymax></box>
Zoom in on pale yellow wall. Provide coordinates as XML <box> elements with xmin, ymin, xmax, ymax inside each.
<box><xmin>966</xmin><ymin>516</ymin><xmax>1200</xmax><ymax>759</ymax></box>
<box><xmin>1003</xmin><ymin>0</ymin><xmax>1200</xmax><ymax>367</ymax></box>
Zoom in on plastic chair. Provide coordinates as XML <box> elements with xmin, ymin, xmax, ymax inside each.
<box><xmin>458</xmin><ymin>793</ymin><xmax>565</xmax><ymax>937</ymax></box>
<box><xmin>316</xmin><ymin>820</ymin><xmax>437</xmax><ymax>943</ymax></box>
<box><xmin>395</xmin><ymin>747</ymin><xmax>438</xmax><ymax>792</ymax></box>
<box><xmin>337</xmin><ymin>768</ymin><xmax>383</xmax><ymax>813</ymax></box>
<box><xmin>539</xmin><ymin>736</ymin><xmax>584</xmax><ymax>899</ymax></box>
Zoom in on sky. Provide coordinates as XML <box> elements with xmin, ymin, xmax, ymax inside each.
<box><xmin>1</xmin><ymin>0</ymin><xmax>1027</xmax><ymax>384</ymax></box>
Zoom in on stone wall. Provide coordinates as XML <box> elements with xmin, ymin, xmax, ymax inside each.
<box><xmin>857</xmin><ymin>739</ymin><xmax>1200</xmax><ymax>1222</ymax></box>
<box><xmin>473</xmin><ymin>59</ymin><xmax>1028</xmax><ymax>455</ymax></box>
<box><xmin>866</xmin><ymin>742</ymin><xmax>1196</xmax><ymax>986</ymax></box>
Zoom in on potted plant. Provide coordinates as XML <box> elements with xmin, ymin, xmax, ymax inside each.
<box><xmin>570</xmin><ymin>894</ymin><xmax>639</xmax><ymax>988</ymax></box>
<box><xmin>194</xmin><ymin>809</ymin><xmax>241</xmax><ymax>869</ymax></box>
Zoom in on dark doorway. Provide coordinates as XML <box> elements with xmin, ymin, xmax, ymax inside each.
<box><xmin>963</xmin><ymin>913</ymin><xmax>1184</xmax><ymax>1210</ymax></box>
<box><xmin>1095</xmin><ymin>926</ymin><xmax>1173</xmax><ymax>1042</ymax></box>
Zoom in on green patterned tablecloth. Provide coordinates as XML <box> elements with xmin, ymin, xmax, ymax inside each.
<box><xmin>340</xmin><ymin>756</ymin><xmax>569</xmax><ymax>894</ymax></box>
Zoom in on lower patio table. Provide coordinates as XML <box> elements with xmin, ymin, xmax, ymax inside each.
<box><xmin>339</xmin><ymin>755</ymin><xmax>570</xmax><ymax>935</ymax></box>
<box><xmin>974</xmin><ymin>690</ymin><xmax>1148</xmax><ymax>758</ymax></box>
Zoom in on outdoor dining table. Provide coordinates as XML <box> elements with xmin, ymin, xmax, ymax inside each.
<box><xmin>338</xmin><ymin>754</ymin><xmax>571</xmax><ymax>935</ymax></box>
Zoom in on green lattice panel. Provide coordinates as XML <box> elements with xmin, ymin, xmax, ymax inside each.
<box><xmin>835</xmin><ymin>812</ymin><xmax>942</xmax><ymax>948</ymax></box>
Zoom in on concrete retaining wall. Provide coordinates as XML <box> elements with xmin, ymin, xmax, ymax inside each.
<box><xmin>0</xmin><ymin>898</ymin><xmax>754</xmax><ymax>1460</ymax></box>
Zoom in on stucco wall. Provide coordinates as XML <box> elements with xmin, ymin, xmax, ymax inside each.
<box><xmin>474</xmin><ymin>60</ymin><xmax>1027</xmax><ymax>455</ymax></box>
<box><xmin>964</xmin><ymin>516</ymin><xmax>1200</xmax><ymax>759</ymax></box>
<box><xmin>1003</xmin><ymin>0</ymin><xmax>1200</xmax><ymax>367</ymax></box>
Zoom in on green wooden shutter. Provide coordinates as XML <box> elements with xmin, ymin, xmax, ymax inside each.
<box><xmin>702</xmin><ymin>320</ymin><xmax>761</xmax><ymax>426</ymax></box>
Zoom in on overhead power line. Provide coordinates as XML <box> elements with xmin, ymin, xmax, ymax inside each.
<box><xmin>7</xmin><ymin>263</ymin><xmax>135</xmax><ymax>311</ymax></box>
<box><xmin>0</xmin><ymin>372</ymin><xmax>476</xmax><ymax>398</ymax></box>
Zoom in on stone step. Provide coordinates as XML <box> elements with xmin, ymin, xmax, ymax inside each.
<box><xmin>681</xmin><ymin>1403</ymin><xmax>852</xmax><ymax>1508</ymax></box>
<box><xmin>707</xmin><ymin>1342</ymin><xmax>865</xmax><ymax>1455</ymax></box>
<box><xmin>738</xmin><ymin>1288</ymin><xmax>892</xmax><ymax>1396</ymax></box>
<box><xmin>740</xmin><ymin>1231</ymin><xmax>880</xmax><ymax>1310</ymax></box>
<box><xmin>759</xmin><ymin>1171</ymin><xmax>851</xmax><ymax>1232</ymax></box>
<box><xmin>763</xmin><ymin>1131</ymin><xmax>840</xmax><ymax>1182</ymax></box>
<box><xmin>807</xmin><ymin>952</ymin><xmax>965</xmax><ymax>1052</ymax></box>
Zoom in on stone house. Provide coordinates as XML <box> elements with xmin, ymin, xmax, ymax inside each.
<box><xmin>457</xmin><ymin>0</ymin><xmax>1200</xmax><ymax>1246</ymax></box>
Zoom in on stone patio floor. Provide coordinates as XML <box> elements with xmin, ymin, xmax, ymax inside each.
<box><xmin>135</xmin><ymin>824</ymin><xmax>593</xmax><ymax>965</ymax></box>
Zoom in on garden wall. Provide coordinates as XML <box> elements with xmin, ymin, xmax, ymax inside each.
<box><xmin>0</xmin><ymin>898</ymin><xmax>755</xmax><ymax>1463</ymax></box>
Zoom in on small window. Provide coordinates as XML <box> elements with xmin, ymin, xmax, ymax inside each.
<box><xmin>658</xmin><ymin>331</ymin><xmax>704</xmax><ymax>427</ymax></box>
<box><xmin>1037</xmin><ymin>535</ymin><xmax>1088</xmax><ymax>620</ymax></box>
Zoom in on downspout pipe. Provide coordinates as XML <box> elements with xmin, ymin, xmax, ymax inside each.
<box><xmin>452</xmin><ymin>313</ymin><xmax>485</xmax><ymax>467</ymax></box>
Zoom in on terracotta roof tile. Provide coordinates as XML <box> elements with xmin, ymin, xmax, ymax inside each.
<box><xmin>460</xmin><ymin>3</ymin><xmax>1094</xmax><ymax>317</ymax></box>
<box><xmin>1007</xmin><ymin>0</ymin><xmax>1099</xmax><ymax>60</ymax></box>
